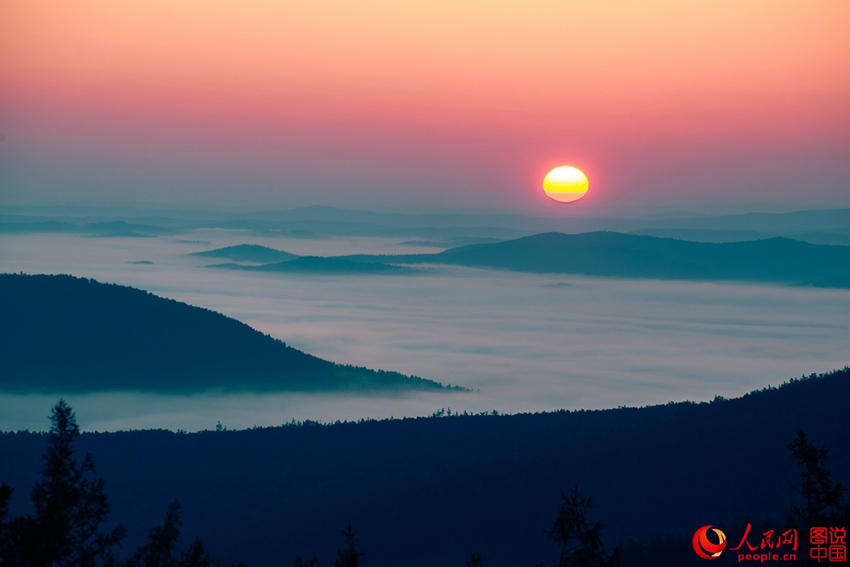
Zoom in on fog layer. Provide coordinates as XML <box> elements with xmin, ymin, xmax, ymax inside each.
<box><xmin>1</xmin><ymin>231</ymin><xmax>847</xmax><ymax>432</ymax></box>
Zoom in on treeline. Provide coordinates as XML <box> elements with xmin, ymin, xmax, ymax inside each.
<box><xmin>1</xmin><ymin>369</ymin><xmax>848</xmax><ymax>566</ymax></box>
<box><xmin>3</xmin><ymin>401</ymin><xmax>847</xmax><ymax>566</ymax></box>
<box><xmin>0</xmin><ymin>401</ymin><xmax>621</xmax><ymax>566</ymax></box>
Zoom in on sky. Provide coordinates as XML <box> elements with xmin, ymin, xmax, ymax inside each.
<box><xmin>2</xmin><ymin>0</ymin><xmax>849</xmax><ymax>213</ymax></box>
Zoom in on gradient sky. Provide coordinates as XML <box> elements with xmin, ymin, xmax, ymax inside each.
<box><xmin>2</xmin><ymin>0</ymin><xmax>849</xmax><ymax>212</ymax></box>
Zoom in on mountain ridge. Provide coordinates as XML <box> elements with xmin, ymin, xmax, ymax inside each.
<box><xmin>190</xmin><ymin>244</ymin><xmax>299</xmax><ymax>263</ymax></box>
<box><xmin>1</xmin><ymin>367</ymin><xmax>846</xmax><ymax>566</ymax></box>
<box><xmin>0</xmin><ymin>273</ymin><xmax>454</xmax><ymax>393</ymax></box>
<box><xmin>344</xmin><ymin>231</ymin><xmax>850</xmax><ymax>283</ymax></box>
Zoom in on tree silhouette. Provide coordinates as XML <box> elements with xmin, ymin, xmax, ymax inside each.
<box><xmin>176</xmin><ymin>538</ymin><xmax>218</xmax><ymax>567</ymax></box>
<box><xmin>786</xmin><ymin>429</ymin><xmax>849</xmax><ymax>527</ymax></box>
<box><xmin>294</xmin><ymin>555</ymin><xmax>319</xmax><ymax>567</ymax></box>
<box><xmin>547</xmin><ymin>487</ymin><xmax>621</xmax><ymax>567</ymax></box>
<box><xmin>332</xmin><ymin>524</ymin><xmax>364</xmax><ymax>567</ymax></box>
<box><xmin>0</xmin><ymin>401</ymin><xmax>227</xmax><ymax>567</ymax></box>
<box><xmin>0</xmin><ymin>482</ymin><xmax>14</xmax><ymax>562</ymax></box>
<box><xmin>465</xmin><ymin>552</ymin><xmax>485</xmax><ymax>566</ymax></box>
<box><xmin>123</xmin><ymin>499</ymin><xmax>218</xmax><ymax>567</ymax></box>
<box><xmin>0</xmin><ymin>399</ymin><xmax>126</xmax><ymax>566</ymax></box>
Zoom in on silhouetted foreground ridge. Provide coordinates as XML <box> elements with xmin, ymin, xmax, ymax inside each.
<box><xmin>1</xmin><ymin>367</ymin><xmax>847</xmax><ymax>566</ymax></box>
<box><xmin>0</xmin><ymin>273</ymin><xmax>453</xmax><ymax>392</ymax></box>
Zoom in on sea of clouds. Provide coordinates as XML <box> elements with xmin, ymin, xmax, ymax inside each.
<box><xmin>2</xmin><ymin>231</ymin><xmax>848</xmax><ymax>432</ymax></box>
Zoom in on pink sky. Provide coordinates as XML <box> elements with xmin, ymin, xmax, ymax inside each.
<box><xmin>2</xmin><ymin>0</ymin><xmax>849</xmax><ymax>212</ymax></box>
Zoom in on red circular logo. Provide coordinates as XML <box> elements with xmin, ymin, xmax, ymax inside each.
<box><xmin>693</xmin><ymin>525</ymin><xmax>727</xmax><ymax>560</ymax></box>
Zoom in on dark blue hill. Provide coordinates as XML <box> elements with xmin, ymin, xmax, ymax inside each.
<box><xmin>358</xmin><ymin>231</ymin><xmax>850</xmax><ymax>282</ymax></box>
<box><xmin>216</xmin><ymin>255</ymin><xmax>414</xmax><ymax>274</ymax></box>
<box><xmin>191</xmin><ymin>244</ymin><xmax>299</xmax><ymax>263</ymax></box>
<box><xmin>1</xmin><ymin>368</ymin><xmax>847</xmax><ymax>566</ymax></box>
<box><xmin>0</xmin><ymin>274</ymin><xmax>450</xmax><ymax>392</ymax></box>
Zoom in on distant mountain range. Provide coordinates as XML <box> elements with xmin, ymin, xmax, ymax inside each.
<box><xmin>213</xmin><ymin>256</ymin><xmax>415</xmax><ymax>274</ymax></box>
<box><xmin>193</xmin><ymin>245</ymin><xmax>415</xmax><ymax>274</ymax></box>
<box><xmin>196</xmin><ymin>232</ymin><xmax>850</xmax><ymax>284</ymax></box>
<box><xmin>0</xmin><ymin>274</ymin><xmax>455</xmax><ymax>392</ymax></box>
<box><xmin>0</xmin><ymin>219</ymin><xmax>175</xmax><ymax>238</ymax></box>
<box><xmin>4</xmin><ymin>205</ymin><xmax>850</xmax><ymax>243</ymax></box>
<box><xmin>629</xmin><ymin>228</ymin><xmax>850</xmax><ymax>246</ymax></box>
<box><xmin>348</xmin><ymin>231</ymin><xmax>850</xmax><ymax>284</ymax></box>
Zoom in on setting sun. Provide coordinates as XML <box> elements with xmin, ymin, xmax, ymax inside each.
<box><xmin>542</xmin><ymin>166</ymin><xmax>589</xmax><ymax>203</ymax></box>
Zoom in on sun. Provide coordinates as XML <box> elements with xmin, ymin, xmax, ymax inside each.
<box><xmin>543</xmin><ymin>166</ymin><xmax>588</xmax><ymax>203</ymax></box>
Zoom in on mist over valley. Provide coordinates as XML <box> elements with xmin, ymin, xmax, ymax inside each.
<box><xmin>2</xmin><ymin>210</ymin><xmax>848</xmax><ymax>432</ymax></box>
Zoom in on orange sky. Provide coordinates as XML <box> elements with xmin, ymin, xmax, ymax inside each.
<box><xmin>2</xmin><ymin>0</ymin><xmax>849</xmax><ymax>211</ymax></box>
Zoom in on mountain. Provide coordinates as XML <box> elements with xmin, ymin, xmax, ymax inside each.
<box><xmin>631</xmin><ymin>228</ymin><xmax>850</xmax><ymax>245</ymax></box>
<box><xmin>4</xmin><ymin>205</ymin><xmax>850</xmax><ymax>242</ymax></box>
<box><xmin>0</xmin><ymin>274</ymin><xmax>452</xmax><ymax>392</ymax></box>
<box><xmin>0</xmin><ymin>218</ymin><xmax>172</xmax><ymax>237</ymax></box>
<box><xmin>1</xmin><ymin>368</ymin><xmax>847</xmax><ymax>566</ymax></box>
<box><xmin>628</xmin><ymin>228</ymin><xmax>771</xmax><ymax>243</ymax></box>
<box><xmin>397</xmin><ymin>236</ymin><xmax>504</xmax><ymax>249</ymax></box>
<box><xmin>212</xmin><ymin>256</ymin><xmax>415</xmax><ymax>274</ymax></box>
<box><xmin>637</xmin><ymin>208</ymin><xmax>850</xmax><ymax>233</ymax></box>
<box><xmin>353</xmin><ymin>231</ymin><xmax>850</xmax><ymax>282</ymax></box>
<box><xmin>190</xmin><ymin>244</ymin><xmax>299</xmax><ymax>263</ymax></box>
<box><xmin>236</xmin><ymin>205</ymin><xmax>850</xmax><ymax>238</ymax></box>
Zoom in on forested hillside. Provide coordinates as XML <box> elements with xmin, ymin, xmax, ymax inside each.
<box><xmin>0</xmin><ymin>274</ymin><xmax>450</xmax><ymax>392</ymax></box>
<box><xmin>1</xmin><ymin>368</ymin><xmax>847</xmax><ymax>566</ymax></box>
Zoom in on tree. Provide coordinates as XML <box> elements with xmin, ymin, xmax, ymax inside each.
<box><xmin>786</xmin><ymin>429</ymin><xmax>849</xmax><ymax>527</ymax></box>
<box><xmin>0</xmin><ymin>482</ymin><xmax>14</xmax><ymax>562</ymax></box>
<box><xmin>0</xmin><ymin>401</ymin><xmax>226</xmax><ymax>567</ymax></box>
<box><xmin>177</xmin><ymin>538</ymin><xmax>217</xmax><ymax>567</ymax></box>
<box><xmin>0</xmin><ymin>400</ymin><xmax>126</xmax><ymax>567</ymax></box>
<box><xmin>465</xmin><ymin>552</ymin><xmax>485</xmax><ymax>566</ymax></box>
<box><xmin>125</xmin><ymin>500</ymin><xmax>182</xmax><ymax>567</ymax></box>
<box><xmin>547</xmin><ymin>487</ymin><xmax>621</xmax><ymax>567</ymax></box>
<box><xmin>332</xmin><ymin>524</ymin><xmax>364</xmax><ymax>567</ymax></box>
<box><xmin>124</xmin><ymin>500</ymin><xmax>218</xmax><ymax>567</ymax></box>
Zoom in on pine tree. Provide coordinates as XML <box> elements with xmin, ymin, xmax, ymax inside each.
<box><xmin>787</xmin><ymin>429</ymin><xmax>849</xmax><ymax>527</ymax></box>
<box><xmin>0</xmin><ymin>400</ymin><xmax>126</xmax><ymax>566</ymax></box>
<box><xmin>0</xmin><ymin>402</ymin><xmax>230</xmax><ymax>567</ymax></box>
<box><xmin>178</xmin><ymin>538</ymin><xmax>217</xmax><ymax>567</ymax></box>
<box><xmin>547</xmin><ymin>487</ymin><xmax>620</xmax><ymax>567</ymax></box>
<box><xmin>124</xmin><ymin>500</ymin><xmax>218</xmax><ymax>567</ymax></box>
<box><xmin>332</xmin><ymin>524</ymin><xmax>364</xmax><ymax>567</ymax></box>
<box><xmin>294</xmin><ymin>556</ymin><xmax>319</xmax><ymax>567</ymax></box>
<box><xmin>126</xmin><ymin>500</ymin><xmax>182</xmax><ymax>567</ymax></box>
<box><xmin>0</xmin><ymin>482</ymin><xmax>14</xmax><ymax>562</ymax></box>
